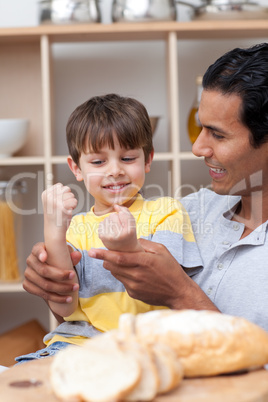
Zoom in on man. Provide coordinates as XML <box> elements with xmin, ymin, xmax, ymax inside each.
<box><xmin>24</xmin><ymin>43</ymin><xmax>268</xmax><ymax>331</ymax></box>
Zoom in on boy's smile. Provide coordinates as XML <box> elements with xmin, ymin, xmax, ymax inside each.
<box><xmin>102</xmin><ymin>182</ymin><xmax>131</xmax><ymax>192</ymax></box>
<box><xmin>68</xmin><ymin>136</ymin><xmax>153</xmax><ymax>215</ymax></box>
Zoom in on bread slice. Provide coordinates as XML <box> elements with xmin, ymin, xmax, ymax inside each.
<box><xmin>117</xmin><ymin>313</ymin><xmax>136</xmax><ymax>337</ymax></box>
<box><xmin>119</xmin><ymin>337</ymin><xmax>160</xmax><ymax>401</ymax></box>
<box><xmin>84</xmin><ymin>330</ymin><xmax>160</xmax><ymax>401</ymax></box>
<box><xmin>87</xmin><ymin>330</ymin><xmax>183</xmax><ymax>401</ymax></box>
<box><xmin>119</xmin><ymin>309</ymin><xmax>268</xmax><ymax>378</ymax></box>
<box><xmin>50</xmin><ymin>341</ymin><xmax>141</xmax><ymax>402</ymax></box>
<box><xmin>88</xmin><ymin>330</ymin><xmax>183</xmax><ymax>399</ymax></box>
<box><xmin>150</xmin><ymin>342</ymin><xmax>184</xmax><ymax>394</ymax></box>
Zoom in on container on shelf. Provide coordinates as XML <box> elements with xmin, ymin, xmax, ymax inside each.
<box><xmin>38</xmin><ymin>0</ymin><xmax>101</xmax><ymax>24</ymax></box>
<box><xmin>187</xmin><ymin>75</ymin><xmax>203</xmax><ymax>145</ymax></box>
<box><xmin>0</xmin><ymin>180</ymin><xmax>27</xmax><ymax>282</ymax></box>
<box><xmin>178</xmin><ymin>0</ymin><xmax>268</xmax><ymax>21</ymax></box>
<box><xmin>0</xmin><ymin>119</ymin><xmax>29</xmax><ymax>158</ymax></box>
<box><xmin>112</xmin><ymin>0</ymin><xmax>177</xmax><ymax>22</ymax></box>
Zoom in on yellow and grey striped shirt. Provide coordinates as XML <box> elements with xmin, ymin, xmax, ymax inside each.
<box><xmin>44</xmin><ymin>194</ymin><xmax>202</xmax><ymax>346</ymax></box>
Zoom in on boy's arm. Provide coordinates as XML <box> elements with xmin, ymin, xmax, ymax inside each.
<box><xmin>98</xmin><ymin>204</ymin><xmax>143</xmax><ymax>253</ymax></box>
<box><xmin>42</xmin><ymin>183</ymin><xmax>79</xmax><ymax>318</ymax></box>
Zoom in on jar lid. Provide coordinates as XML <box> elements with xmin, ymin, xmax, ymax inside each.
<box><xmin>0</xmin><ymin>180</ymin><xmax>27</xmax><ymax>195</ymax></box>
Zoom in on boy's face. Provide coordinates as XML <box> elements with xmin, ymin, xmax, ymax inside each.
<box><xmin>68</xmin><ymin>136</ymin><xmax>153</xmax><ymax>215</ymax></box>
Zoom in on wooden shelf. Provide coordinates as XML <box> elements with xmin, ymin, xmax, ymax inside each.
<box><xmin>0</xmin><ymin>20</ymin><xmax>268</xmax><ymax>44</ymax></box>
<box><xmin>0</xmin><ymin>157</ymin><xmax>46</xmax><ymax>166</ymax></box>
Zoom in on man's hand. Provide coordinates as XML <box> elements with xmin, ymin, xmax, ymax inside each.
<box><xmin>23</xmin><ymin>242</ymin><xmax>81</xmax><ymax>305</ymax></box>
<box><xmin>88</xmin><ymin>238</ymin><xmax>219</xmax><ymax>312</ymax></box>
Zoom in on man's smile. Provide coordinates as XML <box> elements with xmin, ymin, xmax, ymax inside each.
<box><xmin>210</xmin><ymin>167</ymin><xmax>226</xmax><ymax>174</ymax></box>
<box><xmin>205</xmin><ymin>160</ymin><xmax>227</xmax><ymax>180</ymax></box>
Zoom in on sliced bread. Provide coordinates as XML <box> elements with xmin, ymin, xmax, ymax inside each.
<box><xmin>50</xmin><ymin>341</ymin><xmax>141</xmax><ymax>402</ymax></box>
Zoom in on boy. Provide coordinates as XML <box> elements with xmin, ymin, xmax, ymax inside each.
<box><xmin>16</xmin><ymin>94</ymin><xmax>201</xmax><ymax>362</ymax></box>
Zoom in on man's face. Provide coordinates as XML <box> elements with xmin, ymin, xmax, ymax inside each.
<box><xmin>192</xmin><ymin>90</ymin><xmax>268</xmax><ymax>197</ymax></box>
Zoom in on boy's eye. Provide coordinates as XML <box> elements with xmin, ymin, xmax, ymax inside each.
<box><xmin>122</xmin><ymin>157</ymin><xmax>135</xmax><ymax>162</ymax></box>
<box><xmin>91</xmin><ymin>160</ymin><xmax>104</xmax><ymax>165</ymax></box>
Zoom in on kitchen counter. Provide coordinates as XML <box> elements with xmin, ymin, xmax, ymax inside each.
<box><xmin>1</xmin><ymin>358</ymin><xmax>268</xmax><ymax>401</ymax></box>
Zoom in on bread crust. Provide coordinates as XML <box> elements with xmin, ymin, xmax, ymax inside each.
<box><xmin>126</xmin><ymin>310</ymin><xmax>268</xmax><ymax>377</ymax></box>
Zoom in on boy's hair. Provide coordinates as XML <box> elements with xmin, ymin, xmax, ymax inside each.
<box><xmin>203</xmin><ymin>42</ymin><xmax>268</xmax><ymax>148</ymax></box>
<box><xmin>66</xmin><ymin>93</ymin><xmax>153</xmax><ymax>165</ymax></box>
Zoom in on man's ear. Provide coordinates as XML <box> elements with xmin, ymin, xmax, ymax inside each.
<box><xmin>145</xmin><ymin>149</ymin><xmax>154</xmax><ymax>173</ymax></box>
<box><xmin>67</xmin><ymin>156</ymin><xmax>83</xmax><ymax>181</ymax></box>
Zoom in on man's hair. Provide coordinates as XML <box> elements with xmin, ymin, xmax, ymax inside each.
<box><xmin>66</xmin><ymin>93</ymin><xmax>153</xmax><ymax>165</ymax></box>
<box><xmin>203</xmin><ymin>42</ymin><xmax>268</xmax><ymax>148</ymax></box>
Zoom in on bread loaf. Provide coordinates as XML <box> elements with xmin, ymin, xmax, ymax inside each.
<box><xmin>50</xmin><ymin>309</ymin><xmax>268</xmax><ymax>401</ymax></box>
<box><xmin>119</xmin><ymin>309</ymin><xmax>268</xmax><ymax>378</ymax></box>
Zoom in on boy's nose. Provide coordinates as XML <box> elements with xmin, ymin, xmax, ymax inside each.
<box><xmin>192</xmin><ymin>129</ymin><xmax>213</xmax><ymax>159</ymax></box>
<box><xmin>107</xmin><ymin>161</ymin><xmax>124</xmax><ymax>178</ymax></box>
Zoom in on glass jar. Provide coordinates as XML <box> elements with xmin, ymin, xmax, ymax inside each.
<box><xmin>0</xmin><ymin>180</ymin><xmax>27</xmax><ymax>282</ymax></box>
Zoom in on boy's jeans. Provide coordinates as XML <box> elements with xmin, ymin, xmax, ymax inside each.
<box><xmin>15</xmin><ymin>341</ymin><xmax>71</xmax><ymax>364</ymax></box>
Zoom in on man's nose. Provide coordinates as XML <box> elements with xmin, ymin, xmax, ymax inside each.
<box><xmin>192</xmin><ymin>129</ymin><xmax>213</xmax><ymax>158</ymax></box>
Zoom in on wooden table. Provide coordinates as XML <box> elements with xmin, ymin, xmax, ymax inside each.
<box><xmin>1</xmin><ymin>358</ymin><xmax>268</xmax><ymax>401</ymax></box>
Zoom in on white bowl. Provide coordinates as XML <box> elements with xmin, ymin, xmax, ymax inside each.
<box><xmin>0</xmin><ymin>119</ymin><xmax>29</xmax><ymax>158</ymax></box>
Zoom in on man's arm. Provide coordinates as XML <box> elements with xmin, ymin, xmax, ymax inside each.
<box><xmin>88</xmin><ymin>238</ymin><xmax>219</xmax><ymax>312</ymax></box>
<box><xmin>24</xmin><ymin>239</ymin><xmax>218</xmax><ymax>313</ymax></box>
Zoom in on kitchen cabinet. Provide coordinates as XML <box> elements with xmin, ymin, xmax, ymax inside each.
<box><xmin>0</xmin><ymin>20</ymin><xmax>268</xmax><ymax>332</ymax></box>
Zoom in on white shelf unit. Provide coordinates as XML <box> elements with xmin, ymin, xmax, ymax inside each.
<box><xmin>0</xmin><ymin>283</ymin><xmax>24</xmax><ymax>293</ymax></box>
<box><xmin>1</xmin><ymin>20</ymin><xmax>268</xmax><ymax>331</ymax></box>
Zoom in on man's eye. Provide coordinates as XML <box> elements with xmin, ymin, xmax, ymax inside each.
<box><xmin>212</xmin><ymin>133</ymin><xmax>224</xmax><ymax>140</ymax></box>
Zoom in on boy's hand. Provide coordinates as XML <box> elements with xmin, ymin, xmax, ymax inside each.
<box><xmin>42</xmin><ymin>183</ymin><xmax>78</xmax><ymax>229</ymax></box>
<box><xmin>98</xmin><ymin>204</ymin><xmax>143</xmax><ymax>252</ymax></box>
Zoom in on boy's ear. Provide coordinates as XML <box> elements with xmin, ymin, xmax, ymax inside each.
<box><xmin>67</xmin><ymin>156</ymin><xmax>83</xmax><ymax>181</ymax></box>
<box><xmin>145</xmin><ymin>149</ymin><xmax>154</xmax><ymax>173</ymax></box>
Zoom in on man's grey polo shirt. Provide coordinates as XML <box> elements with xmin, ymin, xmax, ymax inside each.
<box><xmin>181</xmin><ymin>188</ymin><xmax>268</xmax><ymax>331</ymax></box>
